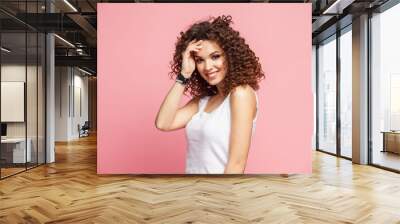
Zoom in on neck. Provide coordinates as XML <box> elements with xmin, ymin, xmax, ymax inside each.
<box><xmin>215</xmin><ymin>83</ymin><xmax>225</xmax><ymax>97</ymax></box>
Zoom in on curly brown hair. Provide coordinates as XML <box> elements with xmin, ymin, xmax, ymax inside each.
<box><xmin>169</xmin><ymin>15</ymin><xmax>265</xmax><ymax>97</ymax></box>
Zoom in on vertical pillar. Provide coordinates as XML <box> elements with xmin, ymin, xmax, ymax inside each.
<box><xmin>46</xmin><ymin>0</ymin><xmax>55</xmax><ymax>163</ymax></box>
<box><xmin>352</xmin><ymin>14</ymin><xmax>369</xmax><ymax>164</ymax></box>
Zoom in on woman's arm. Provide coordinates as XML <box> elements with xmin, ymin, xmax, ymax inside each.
<box><xmin>155</xmin><ymin>82</ymin><xmax>199</xmax><ymax>131</ymax></box>
<box><xmin>224</xmin><ymin>85</ymin><xmax>257</xmax><ymax>174</ymax></box>
<box><xmin>155</xmin><ymin>39</ymin><xmax>203</xmax><ymax>131</ymax></box>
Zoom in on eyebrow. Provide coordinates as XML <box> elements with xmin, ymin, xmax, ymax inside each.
<box><xmin>194</xmin><ymin>51</ymin><xmax>221</xmax><ymax>58</ymax></box>
<box><xmin>209</xmin><ymin>51</ymin><xmax>221</xmax><ymax>55</ymax></box>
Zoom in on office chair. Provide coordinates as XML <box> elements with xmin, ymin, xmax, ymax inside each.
<box><xmin>79</xmin><ymin>121</ymin><xmax>90</xmax><ymax>138</ymax></box>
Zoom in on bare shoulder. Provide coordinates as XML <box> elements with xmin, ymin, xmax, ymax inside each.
<box><xmin>230</xmin><ymin>85</ymin><xmax>257</xmax><ymax>119</ymax></box>
<box><xmin>230</xmin><ymin>85</ymin><xmax>257</xmax><ymax>102</ymax></box>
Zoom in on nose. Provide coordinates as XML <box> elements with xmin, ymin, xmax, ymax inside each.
<box><xmin>204</xmin><ymin>59</ymin><xmax>213</xmax><ymax>72</ymax></box>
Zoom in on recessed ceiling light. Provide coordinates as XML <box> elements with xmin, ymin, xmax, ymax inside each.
<box><xmin>322</xmin><ymin>0</ymin><xmax>355</xmax><ymax>15</ymax></box>
<box><xmin>1</xmin><ymin>47</ymin><xmax>11</xmax><ymax>53</ymax></box>
<box><xmin>63</xmin><ymin>0</ymin><xmax>78</xmax><ymax>12</ymax></box>
<box><xmin>54</xmin><ymin>34</ymin><xmax>75</xmax><ymax>48</ymax></box>
<box><xmin>78</xmin><ymin>67</ymin><xmax>93</xmax><ymax>76</ymax></box>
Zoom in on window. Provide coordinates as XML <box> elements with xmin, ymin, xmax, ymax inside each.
<box><xmin>317</xmin><ymin>35</ymin><xmax>337</xmax><ymax>154</ymax></box>
<box><xmin>371</xmin><ymin>2</ymin><xmax>400</xmax><ymax>171</ymax></box>
<box><xmin>339</xmin><ymin>27</ymin><xmax>352</xmax><ymax>158</ymax></box>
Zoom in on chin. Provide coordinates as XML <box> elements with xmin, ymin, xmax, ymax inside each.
<box><xmin>207</xmin><ymin>79</ymin><xmax>222</xmax><ymax>86</ymax></box>
<box><xmin>205</xmin><ymin>76</ymin><xmax>225</xmax><ymax>85</ymax></box>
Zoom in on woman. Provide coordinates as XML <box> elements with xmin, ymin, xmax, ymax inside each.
<box><xmin>155</xmin><ymin>15</ymin><xmax>264</xmax><ymax>174</ymax></box>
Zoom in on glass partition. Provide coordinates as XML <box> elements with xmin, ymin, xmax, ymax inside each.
<box><xmin>371</xmin><ymin>3</ymin><xmax>400</xmax><ymax>171</ymax></box>
<box><xmin>0</xmin><ymin>1</ymin><xmax>46</xmax><ymax>179</ymax></box>
<box><xmin>38</xmin><ymin>32</ymin><xmax>45</xmax><ymax>165</ymax></box>
<box><xmin>339</xmin><ymin>27</ymin><xmax>352</xmax><ymax>158</ymax></box>
<box><xmin>1</xmin><ymin>30</ymin><xmax>28</xmax><ymax>177</ymax></box>
<box><xmin>27</xmin><ymin>30</ymin><xmax>38</xmax><ymax>169</ymax></box>
<box><xmin>317</xmin><ymin>35</ymin><xmax>337</xmax><ymax>154</ymax></box>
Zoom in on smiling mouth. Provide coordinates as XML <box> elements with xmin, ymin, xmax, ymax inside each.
<box><xmin>207</xmin><ymin>71</ymin><xmax>218</xmax><ymax>78</ymax></box>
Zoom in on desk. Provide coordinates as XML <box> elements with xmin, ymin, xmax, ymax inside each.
<box><xmin>381</xmin><ymin>131</ymin><xmax>400</xmax><ymax>154</ymax></box>
<box><xmin>1</xmin><ymin>138</ymin><xmax>31</xmax><ymax>163</ymax></box>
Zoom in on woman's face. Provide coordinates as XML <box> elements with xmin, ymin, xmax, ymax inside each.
<box><xmin>193</xmin><ymin>40</ymin><xmax>228</xmax><ymax>86</ymax></box>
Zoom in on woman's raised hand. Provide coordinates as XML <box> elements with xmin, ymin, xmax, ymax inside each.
<box><xmin>181</xmin><ymin>39</ymin><xmax>202</xmax><ymax>78</ymax></box>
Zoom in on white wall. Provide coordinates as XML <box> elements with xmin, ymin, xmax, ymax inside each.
<box><xmin>55</xmin><ymin>67</ymin><xmax>89</xmax><ymax>141</ymax></box>
<box><xmin>1</xmin><ymin>64</ymin><xmax>46</xmax><ymax>164</ymax></box>
<box><xmin>72</xmin><ymin>73</ymin><xmax>89</xmax><ymax>138</ymax></box>
<box><xmin>1</xmin><ymin>65</ymin><xmax>26</xmax><ymax>131</ymax></box>
<box><xmin>55</xmin><ymin>66</ymin><xmax>70</xmax><ymax>141</ymax></box>
<box><xmin>1</xmin><ymin>65</ymin><xmax>42</xmax><ymax>137</ymax></box>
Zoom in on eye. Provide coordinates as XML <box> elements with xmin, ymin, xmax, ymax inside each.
<box><xmin>211</xmin><ymin>54</ymin><xmax>221</xmax><ymax>60</ymax></box>
<box><xmin>195</xmin><ymin>58</ymin><xmax>203</xmax><ymax>64</ymax></box>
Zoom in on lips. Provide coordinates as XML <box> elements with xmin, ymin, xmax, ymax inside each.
<box><xmin>207</xmin><ymin>71</ymin><xmax>218</xmax><ymax>79</ymax></box>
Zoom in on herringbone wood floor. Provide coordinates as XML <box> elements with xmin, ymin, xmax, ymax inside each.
<box><xmin>1</xmin><ymin>134</ymin><xmax>400</xmax><ymax>224</ymax></box>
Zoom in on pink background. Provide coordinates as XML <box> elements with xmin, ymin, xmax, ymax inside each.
<box><xmin>97</xmin><ymin>3</ymin><xmax>312</xmax><ymax>174</ymax></box>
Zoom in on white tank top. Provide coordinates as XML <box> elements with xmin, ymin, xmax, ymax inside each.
<box><xmin>185</xmin><ymin>92</ymin><xmax>258</xmax><ymax>174</ymax></box>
